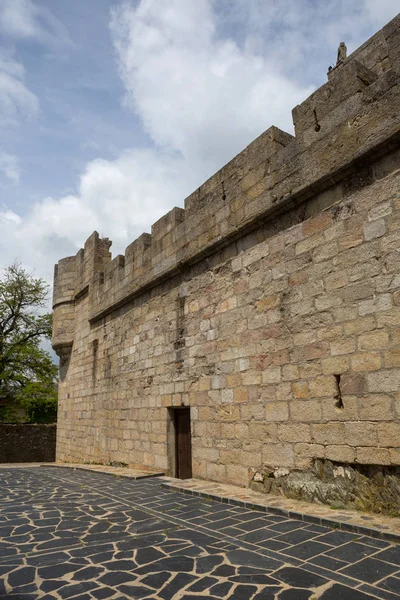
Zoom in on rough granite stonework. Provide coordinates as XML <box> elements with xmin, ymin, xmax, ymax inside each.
<box><xmin>0</xmin><ymin>424</ymin><xmax>56</xmax><ymax>463</ymax></box>
<box><xmin>53</xmin><ymin>17</ymin><xmax>400</xmax><ymax>490</ymax></box>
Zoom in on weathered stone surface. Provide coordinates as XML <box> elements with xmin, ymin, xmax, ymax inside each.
<box><xmin>0</xmin><ymin>424</ymin><xmax>56</xmax><ymax>463</ymax></box>
<box><xmin>252</xmin><ymin>459</ymin><xmax>400</xmax><ymax>515</ymax></box>
<box><xmin>53</xmin><ymin>17</ymin><xmax>400</xmax><ymax>494</ymax></box>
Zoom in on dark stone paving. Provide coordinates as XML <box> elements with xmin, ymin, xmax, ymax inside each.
<box><xmin>0</xmin><ymin>468</ymin><xmax>399</xmax><ymax>599</ymax></box>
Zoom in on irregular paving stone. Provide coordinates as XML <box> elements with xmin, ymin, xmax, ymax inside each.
<box><xmin>212</xmin><ymin>564</ymin><xmax>236</xmax><ymax>576</ymax></box>
<box><xmin>135</xmin><ymin>556</ymin><xmax>194</xmax><ymax>574</ymax></box>
<box><xmin>171</xmin><ymin>545</ymin><xmax>204</xmax><ymax>557</ymax></box>
<box><xmin>225</xmin><ymin>549</ymin><xmax>283</xmax><ymax>571</ymax></box>
<box><xmin>40</xmin><ymin>580</ymin><xmax>66</xmax><ymax>592</ymax></box>
<box><xmin>92</xmin><ymin>587</ymin><xmax>119</xmax><ymax>599</ymax></box>
<box><xmin>10</xmin><ymin>583</ymin><xmax>38</xmax><ymax>594</ymax></box>
<box><xmin>27</xmin><ymin>551</ymin><xmax>71</xmax><ymax>567</ymax></box>
<box><xmin>210</xmin><ymin>581</ymin><xmax>234</xmax><ymax>597</ymax></box>
<box><xmin>114</xmin><ymin>549</ymin><xmax>135</xmax><ymax>559</ymax></box>
<box><xmin>253</xmin><ymin>589</ymin><xmax>284</xmax><ymax>600</ymax></box>
<box><xmin>117</xmin><ymin>534</ymin><xmax>165</xmax><ymax>551</ymax></box>
<box><xmin>158</xmin><ymin>573</ymin><xmax>197</xmax><ymax>599</ymax></box>
<box><xmin>135</xmin><ymin>547</ymin><xmax>165</xmax><ymax>565</ymax></box>
<box><xmin>117</xmin><ymin>584</ymin><xmax>154</xmax><ymax>598</ymax></box>
<box><xmin>180</xmin><ymin>596</ymin><xmax>220</xmax><ymax>600</ymax></box>
<box><xmin>227</xmin><ymin>584</ymin><xmax>258</xmax><ymax>599</ymax></box>
<box><xmin>196</xmin><ymin>554</ymin><xmax>224</xmax><ymax>573</ymax></box>
<box><xmin>102</xmin><ymin>559</ymin><xmax>138</xmax><ymax>571</ymax></box>
<box><xmin>8</xmin><ymin>566</ymin><xmax>36</xmax><ymax>587</ymax></box>
<box><xmin>279</xmin><ymin>589</ymin><xmax>313</xmax><ymax>599</ymax></box>
<box><xmin>0</xmin><ymin>546</ymin><xmax>19</xmax><ymax>558</ymax></box>
<box><xmin>35</xmin><ymin>537</ymin><xmax>81</xmax><ymax>550</ymax></box>
<box><xmin>72</xmin><ymin>565</ymin><xmax>105</xmax><ymax>580</ymax></box>
<box><xmin>229</xmin><ymin>574</ymin><xmax>280</xmax><ymax>585</ymax></box>
<box><xmin>187</xmin><ymin>576</ymin><xmax>219</xmax><ymax>592</ymax></box>
<box><xmin>273</xmin><ymin>567</ymin><xmax>327</xmax><ymax>589</ymax></box>
<box><xmin>172</xmin><ymin>529</ymin><xmax>218</xmax><ymax>546</ymax></box>
<box><xmin>88</xmin><ymin>551</ymin><xmax>115</xmax><ymax>564</ymax></box>
<box><xmin>140</xmin><ymin>571</ymin><xmax>171</xmax><ymax>589</ymax></box>
<box><xmin>58</xmin><ymin>581</ymin><xmax>99</xmax><ymax>598</ymax></box>
<box><xmin>99</xmin><ymin>571</ymin><xmax>138</xmax><ymax>586</ymax></box>
<box><xmin>38</xmin><ymin>563</ymin><xmax>78</xmax><ymax>579</ymax></box>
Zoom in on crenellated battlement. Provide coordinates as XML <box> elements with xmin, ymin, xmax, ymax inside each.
<box><xmin>52</xmin><ymin>14</ymin><xmax>400</xmax><ymax>341</ymax></box>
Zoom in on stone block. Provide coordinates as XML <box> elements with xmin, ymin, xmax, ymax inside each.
<box><xmin>358</xmin><ymin>329</ymin><xmax>389</xmax><ymax>350</ymax></box>
<box><xmin>377</xmin><ymin>422</ymin><xmax>400</xmax><ymax>446</ymax></box>
<box><xmin>292</xmin><ymin>381</ymin><xmax>309</xmax><ymax>399</ymax></box>
<box><xmin>278</xmin><ymin>423</ymin><xmax>311</xmax><ymax>443</ymax></box>
<box><xmin>322</xmin><ymin>356</ymin><xmax>350</xmax><ymax>375</ymax></box>
<box><xmin>262</xmin><ymin>443</ymin><xmax>294</xmax><ymax>468</ymax></box>
<box><xmin>206</xmin><ymin>462</ymin><xmax>227</xmax><ymax>482</ymax></box>
<box><xmin>290</xmin><ymin>400</ymin><xmax>322</xmax><ymax>422</ymax></box>
<box><xmin>368</xmin><ymin>369</ymin><xmax>400</xmax><ymax>392</ymax></box>
<box><xmin>358</xmin><ymin>395</ymin><xmax>393</xmax><ymax>421</ymax></box>
<box><xmin>344</xmin><ymin>316</ymin><xmax>376</xmax><ymax>335</ymax></box>
<box><xmin>262</xmin><ymin>367</ymin><xmax>281</xmax><ymax>384</ymax></box>
<box><xmin>295</xmin><ymin>442</ymin><xmax>325</xmax><ymax>460</ymax></box>
<box><xmin>356</xmin><ymin>447</ymin><xmax>391</xmax><ymax>464</ymax></box>
<box><xmin>226</xmin><ymin>464</ymin><xmax>249</xmax><ymax>487</ymax></box>
<box><xmin>322</xmin><ymin>396</ymin><xmax>358</xmax><ymax>421</ymax></box>
<box><xmin>265</xmin><ymin>402</ymin><xmax>289</xmax><ymax>423</ymax></box>
<box><xmin>344</xmin><ymin>422</ymin><xmax>378</xmax><ymax>446</ymax></box>
<box><xmin>309</xmin><ymin>376</ymin><xmax>336</xmax><ymax>398</ymax></box>
<box><xmin>363</xmin><ymin>219</ymin><xmax>386</xmax><ymax>240</ymax></box>
<box><xmin>351</xmin><ymin>353</ymin><xmax>382</xmax><ymax>372</ymax></box>
<box><xmin>326</xmin><ymin>445</ymin><xmax>356</xmax><ymax>463</ymax></box>
<box><xmin>384</xmin><ymin>347</ymin><xmax>400</xmax><ymax>368</ymax></box>
<box><xmin>312</xmin><ymin>423</ymin><xmax>346</xmax><ymax>445</ymax></box>
<box><xmin>340</xmin><ymin>373</ymin><xmax>367</xmax><ymax>395</ymax></box>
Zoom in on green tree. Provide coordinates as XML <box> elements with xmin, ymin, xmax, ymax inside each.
<box><xmin>0</xmin><ymin>262</ymin><xmax>57</xmax><ymax>422</ymax></box>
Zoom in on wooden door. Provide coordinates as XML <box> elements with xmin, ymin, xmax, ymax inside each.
<box><xmin>175</xmin><ymin>408</ymin><xmax>192</xmax><ymax>479</ymax></box>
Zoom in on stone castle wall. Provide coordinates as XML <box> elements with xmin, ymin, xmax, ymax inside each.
<box><xmin>53</xmin><ymin>16</ymin><xmax>400</xmax><ymax>488</ymax></box>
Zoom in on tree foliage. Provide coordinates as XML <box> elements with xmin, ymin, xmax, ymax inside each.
<box><xmin>0</xmin><ymin>262</ymin><xmax>57</xmax><ymax>422</ymax></box>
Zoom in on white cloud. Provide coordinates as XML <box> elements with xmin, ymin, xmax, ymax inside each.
<box><xmin>0</xmin><ymin>148</ymin><xmax>198</xmax><ymax>282</ymax></box>
<box><xmin>109</xmin><ymin>0</ymin><xmax>311</xmax><ymax>173</ymax></box>
<box><xmin>0</xmin><ymin>208</ymin><xmax>21</xmax><ymax>225</ymax></box>
<box><xmin>0</xmin><ymin>0</ymin><xmax>37</xmax><ymax>38</ymax></box>
<box><xmin>0</xmin><ymin>152</ymin><xmax>20</xmax><ymax>184</ymax></box>
<box><xmin>0</xmin><ymin>0</ymin><xmax>71</xmax><ymax>47</ymax></box>
<box><xmin>0</xmin><ymin>53</ymin><xmax>39</xmax><ymax>125</ymax></box>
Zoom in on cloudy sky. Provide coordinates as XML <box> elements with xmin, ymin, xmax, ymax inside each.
<box><xmin>0</xmin><ymin>0</ymin><xmax>398</xmax><ymax>285</ymax></box>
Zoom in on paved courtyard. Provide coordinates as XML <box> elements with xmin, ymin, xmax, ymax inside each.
<box><xmin>0</xmin><ymin>468</ymin><xmax>399</xmax><ymax>599</ymax></box>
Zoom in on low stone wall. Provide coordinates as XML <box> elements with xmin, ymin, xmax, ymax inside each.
<box><xmin>0</xmin><ymin>424</ymin><xmax>56</xmax><ymax>463</ymax></box>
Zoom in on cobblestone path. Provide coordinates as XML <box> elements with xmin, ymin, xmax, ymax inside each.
<box><xmin>0</xmin><ymin>468</ymin><xmax>399</xmax><ymax>599</ymax></box>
